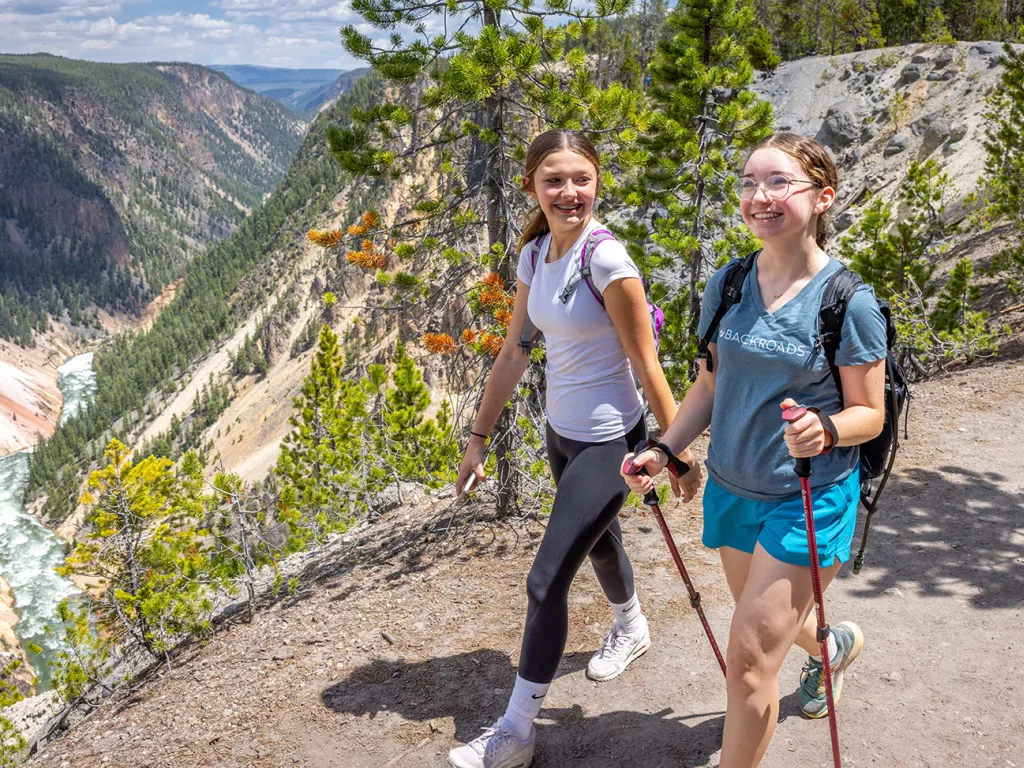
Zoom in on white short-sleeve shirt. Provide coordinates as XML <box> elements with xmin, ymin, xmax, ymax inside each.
<box><xmin>516</xmin><ymin>218</ymin><xmax>644</xmax><ymax>442</ymax></box>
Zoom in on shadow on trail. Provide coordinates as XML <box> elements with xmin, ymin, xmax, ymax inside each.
<box><xmin>842</xmin><ymin>464</ymin><xmax>1024</xmax><ymax>608</ymax></box>
<box><xmin>322</xmin><ymin>648</ymin><xmax>724</xmax><ymax>767</ymax></box>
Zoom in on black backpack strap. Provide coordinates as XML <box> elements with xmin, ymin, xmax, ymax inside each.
<box><xmin>817</xmin><ymin>266</ymin><xmax>864</xmax><ymax>402</ymax></box>
<box><xmin>698</xmin><ymin>251</ymin><xmax>759</xmax><ymax>372</ymax></box>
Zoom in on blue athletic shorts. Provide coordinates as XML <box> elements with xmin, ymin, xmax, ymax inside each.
<box><xmin>702</xmin><ymin>469</ymin><xmax>860</xmax><ymax>568</ymax></box>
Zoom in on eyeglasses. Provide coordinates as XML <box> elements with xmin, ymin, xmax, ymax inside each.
<box><xmin>736</xmin><ymin>175</ymin><xmax>822</xmax><ymax>200</ymax></box>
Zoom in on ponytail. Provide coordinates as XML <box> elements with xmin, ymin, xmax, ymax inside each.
<box><xmin>518</xmin><ymin>206</ymin><xmax>550</xmax><ymax>253</ymax></box>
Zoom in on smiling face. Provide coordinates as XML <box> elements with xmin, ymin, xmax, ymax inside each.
<box><xmin>741</xmin><ymin>147</ymin><xmax>835</xmax><ymax>246</ymax></box>
<box><xmin>524</xmin><ymin>149</ymin><xmax>599</xmax><ymax>235</ymax></box>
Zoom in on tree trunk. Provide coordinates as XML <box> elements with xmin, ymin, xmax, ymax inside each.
<box><xmin>686</xmin><ymin>17</ymin><xmax>714</xmax><ymax>380</ymax></box>
<box><xmin>482</xmin><ymin>6</ymin><xmax>519</xmax><ymax>517</ymax></box>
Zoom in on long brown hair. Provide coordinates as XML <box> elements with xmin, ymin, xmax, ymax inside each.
<box><xmin>519</xmin><ymin>129</ymin><xmax>602</xmax><ymax>253</ymax></box>
<box><xmin>745</xmin><ymin>132</ymin><xmax>839</xmax><ymax>249</ymax></box>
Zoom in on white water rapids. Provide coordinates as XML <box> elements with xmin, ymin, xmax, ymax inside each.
<box><xmin>0</xmin><ymin>352</ymin><xmax>95</xmax><ymax>690</ymax></box>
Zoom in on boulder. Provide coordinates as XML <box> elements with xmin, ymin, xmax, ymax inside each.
<box><xmin>933</xmin><ymin>49</ymin><xmax>956</xmax><ymax>69</ymax></box>
<box><xmin>924</xmin><ymin>116</ymin><xmax>954</xmax><ymax>146</ymax></box>
<box><xmin>927</xmin><ymin>71</ymin><xmax>946</xmax><ymax>82</ymax></box>
<box><xmin>911</xmin><ymin>53</ymin><xmax>931</xmax><ymax>64</ymax></box>
<box><xmin>900</xmin><ymin>63</ymin><xmax>922</xmax><ymax>86</ymax></box>
<box><xmin>969</xmin><ymin>42</ymin><xmax>1001</xmax><ymax>56</ymax></box>
<box><xmin>817</xmin><ymin>104</ymin><xmax>860</xmax><ymax>149</ymax></box>
<box><xmin>941</xmin><ymin>69</ymin><xmax>955</xmax><ymax>81</ymax></box>
<box><xmin>884</xmin><ymin>134</ymin><xmax>910</xmax><ymax>157</ymax></box>
<box><xmin>861</xmin><ymin>123</ymin><xmax>879</xmax><ymax>142</ymax></box>
<box><xmin>944</xmin><ymin>141</ymin><xmax>964</xmax><ymax>155</ymax></box>
<box><xmin>949</xmin><ymin>121</ymin><xmax>969</xmax><ymax>143</ymax></box>
<box><xmin>863</xmin><ymin>71</ymin><xmax>876</xmax><ymax>84</ymax></box>
<box><xmin>910</xmin><ymin>111</ymin><xmax>944</xmax><ymax>137</ymax></box>
<box><xmin>835</xmin><ymin>210</ymin><xmax>858</xmax><ymax>232</ymax></box>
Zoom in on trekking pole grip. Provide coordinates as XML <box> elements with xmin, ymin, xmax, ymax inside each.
<box><xmin>782</xmin><ymin>406</ymin><xmax>812</xmax><ymax>478</ymax></box>
<box><xmin>622</xmin><ymin>440</ymin><xmax>661</xmax><ymax>506</ymax></box>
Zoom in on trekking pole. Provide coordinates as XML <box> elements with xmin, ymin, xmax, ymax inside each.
<box><xmin>781</xmin><ymin>406</ymin><xmax>842</xmax><ymax>768</ymax></box>
<box><xmin>622</xmin><ymin>441</ymin><xmax>727</xmax><ymax>678</ymax></box>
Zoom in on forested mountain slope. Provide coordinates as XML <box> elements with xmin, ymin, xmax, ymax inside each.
<box><xmin>23</xmin><ymin>73</ymin><xmax>388</xmax><ymax>523</ymax></box>
<box><xmin>0</xmin><ymin>54</ymin><xmax>305</xmax><ymax>346</ymax></box>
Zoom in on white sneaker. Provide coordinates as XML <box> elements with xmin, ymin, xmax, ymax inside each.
<box><xmin>586</xmin><ymin>620</ymin><xmax>651</xmax><ymax>682</ymax></box>
<box><xmin>447</xmin><ymin>720</ymin><xmax>536</xmax><ymax>768</ymax></box>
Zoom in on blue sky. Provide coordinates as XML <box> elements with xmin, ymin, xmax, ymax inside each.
<box><xmin>0</xmin><ymin>0</ymin><xmax>374</xmax><ymax>69</ymax></box>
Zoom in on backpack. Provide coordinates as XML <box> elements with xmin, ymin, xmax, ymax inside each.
<box><xmin>518</xmin><ymin>228</ymin><xmax>665</xmax><ymax>355</ymax></box>
<box><xmin>697</xmin><ymin>251</ymin><xmax>910</xmax><ymax>575</ymax></box>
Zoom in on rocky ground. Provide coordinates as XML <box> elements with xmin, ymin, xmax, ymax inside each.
<box><xmin>21</xmin><ymin>356</ymin><xmax>1024</xmax><ymax>768</ymax></box>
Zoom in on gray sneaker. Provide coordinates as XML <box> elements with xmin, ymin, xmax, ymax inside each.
<box><xmin>799</xmin><ymin>620</ymin><xmax>865</xmax><ymax>719</ymax></box>
<box><xmin>447</xmin><ymin>720</ymin><xmax>536</xmax><ymax>768</ymax></box>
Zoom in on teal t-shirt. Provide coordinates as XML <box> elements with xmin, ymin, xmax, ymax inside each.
<box><xmin>697</xmin><ymin>255</ymin><xmax>887</xmax><ymax>501</ymax></box>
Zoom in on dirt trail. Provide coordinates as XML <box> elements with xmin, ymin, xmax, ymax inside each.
<box><xmin>26</xmin><ymin>360</ymin><xmax>1024</xmax><ymax>768</ymax></box>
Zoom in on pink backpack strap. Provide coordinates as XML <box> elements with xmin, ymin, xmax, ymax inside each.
<box><xmin>578</xmin><ymin>228</ymin><xmax>616</xmax><ymax>307</ymax></box>
<box><xmin>528</xmin><ymin>236</ymin><xmax>544</xmax><ymax>275</ymax></box>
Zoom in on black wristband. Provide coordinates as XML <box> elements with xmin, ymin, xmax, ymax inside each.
<box><xmin>807</xmin><ymin>407</ymin><xmax>838</xmax><ymax>455</ymax></box>
<box><xmin>646</xmin><ymin>439</ymin><xmax>691</xmax><ymax>478</ymax></box>
<box><xmin>469</xmin><ymin>430</ymin><xmax>489</xmax><ymax>440</ymax></box>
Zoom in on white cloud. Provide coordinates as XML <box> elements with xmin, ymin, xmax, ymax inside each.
<box><xmin>214</xmin><ymin>0</ymin><xmax>355</xmax><ymax>23</ymax></box>
<box><xmin>0</xmin><ymin>0</ymin><xmax>482</xmax><ymax>68</ymax></box>
<box><xmin>0</xmin><ymin>0</ymin><xmax>127</xmax><ymax>15</ymax></box>
<box><xmin>0</xmin><ymin>4</ymin><xmax>361</xmax><ymax>68</ymax></box>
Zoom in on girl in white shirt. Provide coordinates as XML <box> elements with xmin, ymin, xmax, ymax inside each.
<box><xmin>448</xmin><ymin>129</ymin><xmax>699</xmax><ymax>768</ymax></box>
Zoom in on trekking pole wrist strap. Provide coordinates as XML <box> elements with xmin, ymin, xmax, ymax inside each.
<box><xmin>807</xmin><ymin>408</ymin><xmax>838</xmax><ymax>455</ymax></box>
<box><xmin>646</xmin><ymin>439</ymin><xmax>691</xmax><ymax>478</ymax></box>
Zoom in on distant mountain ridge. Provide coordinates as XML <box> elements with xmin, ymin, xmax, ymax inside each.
<box><xmin>209</xmin><ymin>64</ymin><xmax>349</xmax><ymax>115</ymax></box>
<box><xmin>0</xmin><ymin>54</ymin><xmax>306</xmax><ymax>344</ymax></box>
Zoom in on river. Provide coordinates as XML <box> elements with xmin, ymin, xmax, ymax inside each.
<box><xmin>0</xmin><ymin>352</ymin><xmax>95</xmax><ymax>690</ymax></box>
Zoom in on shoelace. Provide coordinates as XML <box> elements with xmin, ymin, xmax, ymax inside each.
<box><xmin>469</xmin><ymin>725</ymin><xmax>515</xmax><ymax>758</ymax></box>
<box><xmin>598</xmin><ymin>630</ymin><xmax>635</xmax><ymax>659</ymax></box>
<box><xmin>800</xmin><ymin>658</ymin><xmax>826</xmax><ymax>697</ymax></box>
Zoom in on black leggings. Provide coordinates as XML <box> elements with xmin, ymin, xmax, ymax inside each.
<box><xmin>517</xmin><ymin>418</ymin><xmax>647</xmax><ymax>684</ymax></box>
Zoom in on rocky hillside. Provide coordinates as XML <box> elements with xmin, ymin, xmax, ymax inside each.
<box><xmin>753</xmin><ymin>41</ymin><xmax>1015</xmax><ymax>228</ymax></box>
<box><xmin>0</xmin><ymin>54</ymin><xmax>305</xmax><ymax>346</ymax></box>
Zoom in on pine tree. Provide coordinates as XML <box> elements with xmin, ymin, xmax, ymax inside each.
<box><xmin>838</xmin><ymin>161</ymin><xmax>998</xmax><ymax>375</ymax></box>
<box><xmin>982</xmin><ymin>43</ymin><xmax>1024</xmax><ymax>296</ymax></box>
<box><xmin>276</xmin><ymin>325</ymin><xmax>351</xmax><ymax>549</ymax></box>
<box><xmin>206</xmin><ymin>469</ymin><xmax>280</xmax><ymax>621</ymax></box>
<box><xmin>321</xmin><ymin>0</ymin><xmax>647</xmax><ymax>515</ymax></box>
<box><xmin>61</xmin><ymin>439</ymin><xmax>213</xmax><ymax>659</ymax></box>
<box><xmin>623</xmin><ymin>0</ymin><xmax>774</xmax><ymax>389</ymax></box>
<box><xmin>923</xmin><ymin>7</ymin><xmax>956</xmax><ymax>44</ymax></box>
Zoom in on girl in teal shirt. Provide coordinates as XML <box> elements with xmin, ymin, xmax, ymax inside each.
<box><xmin>624</xmin><ymin>133</ymin><xmax>887</xmax><ymax>768</ymax></box>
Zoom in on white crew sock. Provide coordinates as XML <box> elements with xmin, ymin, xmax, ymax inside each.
<box><xmin>501</xmin><ymin>675</ymin><xmax>549</xmax><ymax>740</ymax></box>
<box><xmin>610</xmin><ymin>592</ymin><xmax>645</xmax><ymax>635</ymax></box>
<box><xmin>810</xmin><ymin>631</ymin><xmax>838</xmax><ymax>664</ymax></box>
